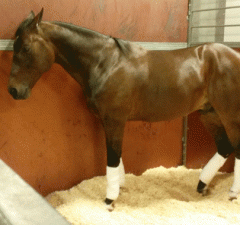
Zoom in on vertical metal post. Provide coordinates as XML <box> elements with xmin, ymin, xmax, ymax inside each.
<box><xmin>187</xmin><ymin>0</ymin><xmax>193</xmax><ymax>47</ymax></box>
<box><xmin>215</xmin><ymin>0</ymin><xmax>226</xmax><ymax>43</ymax></box>
<box><xmin>182</xmin><ymin>0</ymin><xmax>192</xmax><ymax>167</ymax></box>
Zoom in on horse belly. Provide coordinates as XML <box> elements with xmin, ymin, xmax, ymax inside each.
<box><xmin>130</xmin><ymin>78</ymin><xmax>208</xmax><ymax>122</ymax></box>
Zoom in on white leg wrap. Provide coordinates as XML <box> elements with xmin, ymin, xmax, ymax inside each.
<box><xmin>229</xmin><ymin>158</ymin><xmax>240</xmax><ymax>199</ymax></box>
<box><xmin>119</xmin><ymin>158</ymin><xmax>125</xmax><ymax>187</ymax></box>
<box><xmin>199</xmin><ymin>152</ymin><xmax>227</xmax><ymax>185</ymax></box>
<box><xmin>106</xmin><ymin>166</ymin><xmax>120</xmax><ymax>200</ymax></box>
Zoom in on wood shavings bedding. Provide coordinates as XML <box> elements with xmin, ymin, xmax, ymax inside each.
<box><xmin>46</xmin><ymin>166</ymin><xmax>240</xmax><ymax>225</ymax></box>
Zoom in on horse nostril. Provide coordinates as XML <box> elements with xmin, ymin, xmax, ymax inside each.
<box><xmin>9</xmin><ymin>87</ymin><xmax>18</xmax><ymax>99</ymax></box>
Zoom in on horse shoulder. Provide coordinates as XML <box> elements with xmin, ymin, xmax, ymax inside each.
<box><xmin>89</xmin><ymin>43</ymin><xmax>148</xmax><ymax>119</ymax></box>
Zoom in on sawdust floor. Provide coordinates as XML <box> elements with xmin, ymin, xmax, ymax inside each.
<box><xmin>46</xmin><ymin>166</ymin><xmax>240</xmax><ymax>225</ymax></box>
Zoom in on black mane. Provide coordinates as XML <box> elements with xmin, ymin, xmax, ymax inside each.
<box><xmin>112</xmin><ymin>37</ymin><xmax>131</xmax><ymax>55</ymax></box>
<box><xmin>53</xmin><ymin>21</ymin><xmax>131</xmax><ymax>55</ymax></box>
<box><xmin>15</xmin><ymin>18</ymin><xmax>131</xmax><ymax>55</ymax></box>
<box><xmin>52</xmin><ymin>21</ymin><xmax>106</xmax><ymax>39</ymax></box>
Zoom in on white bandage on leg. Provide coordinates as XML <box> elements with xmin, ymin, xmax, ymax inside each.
<box><xmin>119</xmin><ymin>158</ymin><xmax>125</xmax><ymax>187</ymax></box>
<box><xmin>106</xmin><ymin>166</ymin><xmax>120</xmax><ymax>200</ymax></box>
<box><xmin>229</xmin><ymin>158</ymin><xmax>240</xmax><ymax>199</ymax></box>
<box><xmin>199</xmin><ymin>152</ymin><xmax>227</xmax><ymax>185</ymax></box>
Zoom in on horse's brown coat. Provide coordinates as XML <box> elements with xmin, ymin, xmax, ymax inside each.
<box><xmin>8</xmin><ymin>9</ymin><xmax>240</xmax><ymax>205</ymax></box>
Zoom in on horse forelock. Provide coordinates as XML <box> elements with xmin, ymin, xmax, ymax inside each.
<box><xmin>15</xmin><ymin>18</ymin><xmax>34</xmax><ymax>37</ymax></box>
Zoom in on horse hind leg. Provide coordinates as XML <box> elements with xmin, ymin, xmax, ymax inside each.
<box><xmin>219</xmin><ymin>120</ymin><xmax>240</xmax><ymax>200</ymax></box>
<box><xmin>197</xmin><ymin>108</ymin><xmax>234</xmax><ymax>195</ymax></box>
<box><xmin>119</xmin><ymin>158</ymin><xmax>125</xmax><ymax>187</ymax></box>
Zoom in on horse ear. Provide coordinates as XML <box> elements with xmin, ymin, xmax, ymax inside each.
<box><xmin>29</xmin><ymin>8</ymin><xmax>44</xmax><ymax>29</ymax></box>
<box><xmin>34</xmin><ymin>8</ymin><xmax>44</xmax><ymax>27</ymax></box>
<box><xmin>27</xmin><ymin>11</ymin><xmax>35</xmax><ymax>20</ymax></box>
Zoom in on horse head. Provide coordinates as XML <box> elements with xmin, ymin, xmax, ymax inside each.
<box><xmin>8</xmin><ymin>8</ymin><xmax>55</xmax><ymax>99</ymax></box>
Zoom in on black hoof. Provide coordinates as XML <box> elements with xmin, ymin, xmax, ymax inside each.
<box><xmin>197</xmin><ymin>180</ymin><xmax>207</xmax><ymax>195</ymax></box>
<box><xmin>105</xmin><ymin>198</ymin><xmax>114</xmax><ymax>211</ymax></box>
<box><xmin>105</xmin><ymin>198</ymin><xmax>114</xmax><ymax>205</ymax></box>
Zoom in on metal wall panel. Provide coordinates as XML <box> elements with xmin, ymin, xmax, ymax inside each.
<box><xmin>188</xmin><ymin>0</ymin><xmax>240</xmax><ymax>47</ymax></box>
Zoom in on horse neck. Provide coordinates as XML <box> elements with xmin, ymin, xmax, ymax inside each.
<box><xmin>42</xmin><ymin>22</ymin><xmax>108</xmax><ymax>85</ymax></box>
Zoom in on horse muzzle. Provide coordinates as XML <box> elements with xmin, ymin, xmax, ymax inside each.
<box><xmin>8</xmin><ymin>85</ymin><xmax>31</xmax><ymax>100</ymax></box>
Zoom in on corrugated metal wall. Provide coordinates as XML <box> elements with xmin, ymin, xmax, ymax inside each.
<box><xmin>0</xmin><ymin>0</ymin><xmax>188</xmax><ymax>196</ymax></box>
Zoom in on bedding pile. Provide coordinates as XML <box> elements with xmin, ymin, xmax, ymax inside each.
<box><xmin>47</xmin><ymin>166</ymin><xmax>240</xmax><ymax>225</ymax></box>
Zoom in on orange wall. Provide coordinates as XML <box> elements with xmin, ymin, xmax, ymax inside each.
<box><xmin>0</xmin><ymin>0</ymin><xmax>188</xmax><ymax>41</ymax></box>
<box><xmin>187</xmin><ymin>112</ymin><xmax>235</xmax><ymax>173</ymax></box>
<box><xmin>0</xmin><ymin>0</ymin><xmax>188</xmax><ymax>196</ymax></box>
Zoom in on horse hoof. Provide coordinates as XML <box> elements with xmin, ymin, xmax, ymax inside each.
<box><xmin>229</xmin><ymin>191</ymin><xmax>238</xmax><ymax>201</ymax></box>
<box><xmin>197</xmin><ymin>180</ymin><xmax>208</xmax><ymax>196</ymax></box>
<box><xmin>105</xmin><ymin>198</ymin><xmax>115</xmax><ymax>212</ymax></box>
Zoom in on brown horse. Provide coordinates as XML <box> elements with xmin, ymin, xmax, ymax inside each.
<box><xmin>8</xmin><ymin>9</ymin><xmax>240</xmax><ymax>211</ymax></box>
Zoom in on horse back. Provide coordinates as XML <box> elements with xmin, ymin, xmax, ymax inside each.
<box><xmin>93</xmin><ymin>41</ymin><xmax>240</xmax><ymax>124</ymax></box>
<box><xmin>130</xmin><ymin>46</ymin><xmax>208</xmax><ymax>121</ymax></box>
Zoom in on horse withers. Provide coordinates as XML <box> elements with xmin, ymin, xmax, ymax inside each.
<box><xmin>8</xmin><ymin>9</ymin><xmax>240</xmax><ymax>210</ymax></box>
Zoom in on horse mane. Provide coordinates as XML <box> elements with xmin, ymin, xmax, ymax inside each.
<box><xmin>111</xmin><ymin>37</ymin><xmax>131</xmax><ymax>56</ymax></box>
<box><xmin>53</xmin><ymin>22</ymin><xmax>131</xmax><ymax>55</ymax></box>
<box><xmin>52</xmin><ymin>21</ymin><xmax>106</xmax><ymax>39</ymax></box>
<box><xmin>15</xmin><ymin>18</ymin><xmax>131</xmax><ymax>56</ymax></box>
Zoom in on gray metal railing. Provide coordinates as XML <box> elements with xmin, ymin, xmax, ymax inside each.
<box><xmin>188</xmin><ymin>0</ymin><xmax>240</xmax><ymax>48</ymax></box>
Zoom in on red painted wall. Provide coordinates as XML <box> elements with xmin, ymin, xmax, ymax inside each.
<box><xmin>186</xmin><ymin>112</ymin><xmax>235</xmax><ymax>173</ymax></box>
<box><xmin>0</xmin><ymin>0</ymin><xmax>188</xmax><ymax>42</ymax></box>
<box><xmin>0</xmin><ymin>0</ymin><xmax>188</xmax><ymax>196</ymax></box>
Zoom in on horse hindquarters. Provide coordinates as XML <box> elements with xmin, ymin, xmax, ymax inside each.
<box><xmin>203</xmin><ymin>44</ymin><xmax>240</xmax><ymax>198</ymax></box>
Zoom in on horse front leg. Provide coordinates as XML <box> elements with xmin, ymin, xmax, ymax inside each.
<box><xmin>103</xmin><ymin>117</ymin><xmax>125</xmax><ymax>211</ymax></box>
